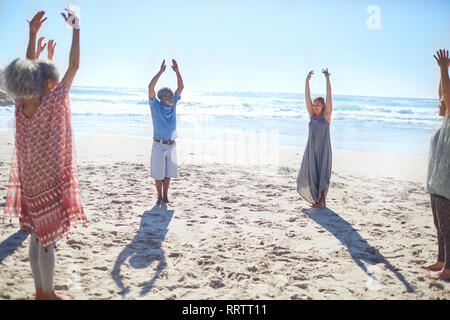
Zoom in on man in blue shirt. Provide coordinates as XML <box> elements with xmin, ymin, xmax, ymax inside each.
<box><xmin>148</xmin><ymin>59</ymin><xmax>184</xmax><ymax>205</ymax></box>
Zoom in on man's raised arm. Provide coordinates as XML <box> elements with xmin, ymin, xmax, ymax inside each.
<box><xmin>149</xmin><ymin>60</ymin><xmax>166</xmax><ymax>99</ymax></box>
<box><xmin>171</xmin><ymin>59</ymin><xmax>184</xmax><ymax>96</ymax></box>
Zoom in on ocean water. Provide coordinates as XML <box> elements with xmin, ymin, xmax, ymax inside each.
<box><xmin>0</xmin><ymin>86</ymin><xmax>442</xmax><ymax>155</ymax></box>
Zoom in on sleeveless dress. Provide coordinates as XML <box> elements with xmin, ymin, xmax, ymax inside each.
<box><xmin>3</xmin><ymin>81</ymin><xmax>87</xmax><ymax>250</ymax></box>
<box><xmin>296</xmin><ymin>114</ymin><xmax>332</xmax><ymax>205</ymax></box>
<box><xmin>427</xmin><ymin>110</ymin><xmax>450</xmax><ymax>200</ymax></box>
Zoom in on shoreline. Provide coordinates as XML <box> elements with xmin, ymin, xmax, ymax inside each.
<box><xmin>0</xmin><ymin>129</ymin><xmax>430</xmax><ymax>183</ymax></box>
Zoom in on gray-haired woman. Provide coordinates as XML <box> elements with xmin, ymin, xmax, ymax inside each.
<box><xmin>421</xmin><ymin>49</ymin><xmax>450</xmax><ymax>281</ymax></box>
<box><xmin>2</xmin><ymin>10</ymin><xmax>87</xmax><ymax>300</ymax></box>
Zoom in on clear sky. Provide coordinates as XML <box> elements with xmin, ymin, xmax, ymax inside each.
<box><xmin>0</xmin><ymin>0</ymin><xmax>449</xmax><ymax>98</ymax></box>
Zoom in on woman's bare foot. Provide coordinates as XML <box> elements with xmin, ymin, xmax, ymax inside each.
<box><xmin>35</xmin><ymin>288</ymin><xmax>44</xmax><ymax>300</ymax></box>
<box><xmin>429</xmin><ymin>268</ymin><xmax>450</xmax><ymax>281</ymax></box>
<box><xmin>42</xmin><ymin>290</ymin><xmax>63</xmax><ymax>300</ymax></box>
<box><xmin>318</xmin><ymin>192</ymin><xmax>326</xmax><ymax>207</ymax></box>
<box><xmin>319</xmin><ymin>198</ymin><xmax>326</xmax><ymax>208</ymax></box>
<box><xmin>421</xmin><ymin>261</ymin><xmax>444</xmax><ymax>271</ymax></box>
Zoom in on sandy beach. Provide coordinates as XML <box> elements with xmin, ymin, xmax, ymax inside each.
<box><xmin>0</xmin><ymin>129</ymin><xmax>448</xmax><ymax>300</ymax></box>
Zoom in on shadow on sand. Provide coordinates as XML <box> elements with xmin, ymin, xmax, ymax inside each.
<box><xmin>302</xmin><ymin>207</ymin><xmax>414</xmax><ymax>293</ymax></box>
<box><xmin>0</xmin><ymin>230</ymin><xmax>29</xmax><ymax>264</ymax></box>
<box><xmin>112</xmin><ymin>205</ymin><xmax>174</xmax><ymax>297</ymax></box>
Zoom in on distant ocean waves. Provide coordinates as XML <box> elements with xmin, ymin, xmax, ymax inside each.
<box><xmin>0</xmin><ymin>86</ymin><xmax>442</xmax><ymax>155</ymax></box>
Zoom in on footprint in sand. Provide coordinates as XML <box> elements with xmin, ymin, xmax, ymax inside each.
<box><xmin>209</xmin><ymin>278</ymin><xmax>225</xmax><ymax>289</ymax></box>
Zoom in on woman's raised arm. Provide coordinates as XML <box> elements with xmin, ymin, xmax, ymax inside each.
<box><xmin>305</xmin><ymin>70</ymin><xmax>314</xmax><ymax>117</ymax></box>
<box><xmin>47</xmin><ymin>40</ymin><xmax>56</xmax><ymax>61</ymax></box>
<box><xmin>434</xmin><ymin>49</ymin><xmax>450</xmax><ymax>114</ymax></box>
<box><xmin>61</xmin><ymin>8</ymin><xmax>80</xmax><ymax>89</ymax></box>
<box><xmin>322</xmin><ymin>68</ymin><xmax>332</xmax><ymax>123</ymax></box>
<box><xmin>35</xmin><ymin>36</ymin><xmax>47</xmax><ymax>59</ymax></box>
<box><xmin>26</xmin><ymin>11</ymin><xmax>47</xmax><ymax>60</ymax></box>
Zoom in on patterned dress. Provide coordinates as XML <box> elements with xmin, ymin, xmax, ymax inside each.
<box><xmin>3</xmin><ymin>81</ymin><xmax>87</xmax><ymax>249</ymax></box>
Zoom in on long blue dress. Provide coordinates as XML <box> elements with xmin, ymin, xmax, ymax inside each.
<box><xmin>296</xmin><ymin>114</ymin><xmax>332</xmax><ymax>205</ymax></box>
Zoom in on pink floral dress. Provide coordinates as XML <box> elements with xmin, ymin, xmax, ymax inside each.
<box><xmin>3</xmin><ymin>81</ymin><xmax>87</xmax><ymax>250</ymax></box>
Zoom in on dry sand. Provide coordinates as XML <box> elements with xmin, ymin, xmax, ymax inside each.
<box><xmin>0</xmin><ymin>129</ymin><xmax>449</xmax><ymax>300</ymax></box>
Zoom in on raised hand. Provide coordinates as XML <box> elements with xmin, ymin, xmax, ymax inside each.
<box><xmin>48</xmin><ymin>40</ymin><xmax>56</xmax><ymax>60</ymax></box>
<box><xmin>434</xmin><ymin>49</ymin><xmax>450</xmax><ymax>69</ymax></box>
<box><xmin>172</xmin><ymin>59</ymin><xmax>184</xmax><ymax>95</ymax></box>
<box><xmin>306</xmin><ymin>70</ymin><xmax>314</xmax><ymax>81</ymax></box>
<box><xmin>28</xmin><ymin>11</ymin><xmax>47</xmax><ymax>35</ymax></box>
<box><xmin>171</xmin><ymin>59</ymin><xmax>180</xmax><ymax>74</ymax></box>
<box><xmin>322</xmin><ymin>68</ymin><xmax>331</xmax><ymax>78</ymax></box>
<box><xmin>159</xmin><ymin>60</ymin><xmax>166</xmax><ymax>74</ymax></box>
<box><xmin>36</xmin><ymin>36</ymin><xmax>47</xmax><ymax>58</ymax></box>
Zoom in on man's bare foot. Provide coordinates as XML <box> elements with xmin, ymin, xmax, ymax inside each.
<box><xmin>162</xmin><ymin>196</ymin><xmax>170</xmax><ymax>204</ymax></box>
<box><xmin>421</xmin><ymin>261</ymin><xmax>444</xmax><ymax>271</ymax></box>
<box><xmin>42</xmin><ymin>290</ymin><xmax>63</xmax><ymax>300</ymax></box>
<box><xmin>429</xmin><ymin>268</ymin><xmax>450</xmax><ymax>281</ymax></box>
<box><xmin>35</xmin><ymin>288</ymin><xmax>44</xmax><ymax>300</ymax></box>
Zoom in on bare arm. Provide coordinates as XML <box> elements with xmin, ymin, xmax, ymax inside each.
<box><xmin>171</xmin><ymin>59</ymin><xmax>184</xmax><ymax>96</ymax></box>
<box><xmin>434</xmin><ymin>49</ymin><xmax>450</xmax><ymax>114</ymax></box>
<box><xmin>148</xmin><ymin>60</ymin><xmax>166</xmax><ymax>99</ymax></box>
<box><xmin>322</xmin><ymin>68</ymin><xmax>333</xmax><ymax>123</ymax></box>
<box><xmin>47</xmin><ymin>40</ymin><xmax>56</xmax><ymax>61</ymax></box>
<box><xmin>26</xmin><ymin>11</ymin><xmax>47</xmax><ymax>60</ymax></box>
<box><xmin>441</xmin><ymin>67</ymin><xmax>450</xmax><ymax>114</ymax></box>
<box><xmin>35</xmin><ymin>36</ymin><xmax>47</xmax><ymax>59</ymax></box>
<box><xmin>61</xmin><ymin>28</ymin><xmax>80</xmax><ymax>89</ymax></box>
<box><xmin>26</xmin><ymin>31</ymin><xmax>37</xmax><ymax>60</ymax></box>
<box><xmin>305</xmin><ymin>71</ymin><xmax>313</xmax><ymax>117</ymax></box>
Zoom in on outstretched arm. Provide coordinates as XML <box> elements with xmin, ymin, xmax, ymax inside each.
<box><xmin>26</xmin><ymin>11</ymin><xmax>47</xmax><ymax>60</ymax></box>
<box><xmin>171</xmin><ymin>59</ymin><xmax>184</xmax><ymax>96</ymax></box>
<box><xmin>35</xmin><ymin>36</ymin><xmax>47</xmax><ymax>59</ymax></box>
<box><xmin>148</xmin><ymin>60</ymin><xmax>166</xmax><ymax>99</ymax></box>
<box><xmin>61</xmin><ymin>9</ymin><xmax>80</xmax><ymax>89</ymax></box>
<box><xmin>322</xmin><ymin>68</ymin><xmax>332</xmax><ymax>123</ymax></box>
<box><xmin>434</xmin><ymin>49</ymin><xmax>450</xmax><ymax>114</ymax></box>
<box><xmin>47</xmin><ymin>40</ymin><xmax>56</xmax><ymax>61</ymax></box>
<box><xmin>305</xmin><ymin>70</ymin><xmax>314</xmax><ymax>117</ymax></box>
<box><xmin>438</xmin><ymin>80</ymin><xmax>446</xmax><ymax>117</ymax></box>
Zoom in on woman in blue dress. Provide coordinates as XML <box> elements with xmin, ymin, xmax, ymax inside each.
<box><xmin>297</xmin><ymin>68</ymin><xmax>333</xmax><ymax>208</ymax></box>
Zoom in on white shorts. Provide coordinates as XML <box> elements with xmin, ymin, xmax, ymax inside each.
<box><xmin>150</xmin><ymin>141</ymin><xmax>178</xmax><ymax>180</ymax></box>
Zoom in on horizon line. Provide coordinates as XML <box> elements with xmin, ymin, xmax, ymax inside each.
<box><xmin>70</xmin><ymin>85</ymin><xmax>438</xmax><ymax>101</ymax></box>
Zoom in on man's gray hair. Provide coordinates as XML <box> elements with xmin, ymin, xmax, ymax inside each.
<box><xmin>1</xmin><ymin>58</ymin><xmax>59</xmax><ymax>99</ymax></box>
<box><xmin>157</xmin><ymin>87</ymin><xmax>173</xmax><ymax>100</ymax></box>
